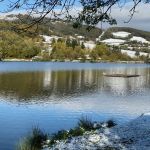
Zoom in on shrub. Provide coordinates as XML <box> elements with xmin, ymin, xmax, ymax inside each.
<box><xmin>17</xmin><ymin>127</ymin><xmax>47</xmax><ymax>150</ymax></box>
<box><xmin>69</xmin><ymin>127</ymin><xmax>85</xmax><ymax>137</ymax></box>
<box><xmin>106</xmin><ymin>120</ymin><xmax>117</xmax><ymax>128</ymax></box>
<box><xmin>77</xmin><ymin>116</ymin><xmax>94</xmax><ymax>131</ymax></box>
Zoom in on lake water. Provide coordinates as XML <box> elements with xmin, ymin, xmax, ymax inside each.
<box><xmin>0</xmin><ymin>62</ymin><xmax>150</xmax><ymax>150</ymax></box>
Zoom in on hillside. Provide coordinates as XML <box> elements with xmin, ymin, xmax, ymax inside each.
<box><xmin>0</xmin><ymin>14</ymin><xmax>149</xmax><ymax>61</ymax></box>
<box><xmin>43</xmin><ymin>21</ymin><xmax>102</xmax><ymax>41</ymax></box>
<box><xmin>101</xmin><ymin>27</ymin><xmax>150</xmax><ymax>41</ymax></box>
<box><xmin>6</xmin><ymin>15</ymin><xmax>102</xmax><ymax>41</ymax></box>
<box><xmin>99</xmin><ymin>27</ymin><xmax>150</xmax><ymax>59</ymax></box>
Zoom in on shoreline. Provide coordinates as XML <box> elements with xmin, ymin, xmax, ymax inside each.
<box><xmin>42</xmin><ymin>113</ymin><xmax>150</xmax><ymax>150</ymax></box>
<box><xmin>1</xmin><ymin>58</ymin><xmax>147</xmax><ymax>64</ymax></box>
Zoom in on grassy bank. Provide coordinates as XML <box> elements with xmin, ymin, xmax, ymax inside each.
<box><xmin>17</xmin><ymin>117</ymin><xmax>116</xmax><ymax>150</ymax></box>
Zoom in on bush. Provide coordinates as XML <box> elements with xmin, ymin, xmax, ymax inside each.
<box><xmin>17</xmin><ymin>127</ymin><xmax>47</xmax><ymax>150</ymax></box>
<box><xmin>106</xmin><ymin>120</ymin><xmax>117</xmax><ymax>128</ymax></box>
<box><xmin>78</xmin><ymin>116</ymin><xmax>94</xmax><ymax>130</ymax></box>
<box><xmin>69</xmin><ymin>127</ymin><xmax>85</xmax><ymax>137</ymax></box>
<box><xmin>52</xmin><ymin>130</ymin><xmax>68</xmax><ymax>141</ymax></box>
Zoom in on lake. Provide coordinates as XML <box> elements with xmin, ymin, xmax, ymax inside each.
<box><xmin>0</xmin><ymin>62</ymin><xmax>150</xmax><ymax>150</ymax></box>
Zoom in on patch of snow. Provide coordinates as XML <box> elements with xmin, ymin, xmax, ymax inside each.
<box><xmin>84</xmin><ymin>41</ymin><xmax>96</xmax><ymax>50</ymax></box>
<box><xmin>46</xmin><ymin>113</ymin><xmax>150</xmax><ymax>150</ymax></box>
<box><xmin>41</xmin><ymin>35</ymin><xmax>62</xmax><ymax>43</ymax></box>
<box><xmin>130</xmin><ymin>36</ymin><xmax>149</xmax><ymax>43</ymax></box>
<box><xmin>102</xmin><ymin>38</ymin><xmax>125</xmax><ymax>46</ymax></box>
<box><xmin>112</xmin><ymin>31</ymin><xmax>131</xmax><ymax>38</ymax></box>
<box><xmin>42</xmin><ymin>35</ymin><xmax>53</xmax><ymax>43</ymax></box>
<box><xmin>77</xmin><ymin>35</ymin><xmax>84</xmax><ymax>39</ymax></box>
<box><xmin>0</xmin><ymin>15</ymin><xmax>18</xmax><ymax>21</ymax></box>
<box><xmin>140</xmin><ymin>52</ymin><xmax>149</xmax><ymax>57</ymax></box>
<box><xmin>121</xmin><ymin>49</ymin><xmax>149</xmax><ymax>58</ymax></box>
<box><xmin>88</xmin><ymin>134</ymin><xmax>101</xmax><ymax>143</ymax></box>
<box><xmin>121</xmin><ymin>50</ymin><xmax>136</xmax><ymax>58</ymax></box>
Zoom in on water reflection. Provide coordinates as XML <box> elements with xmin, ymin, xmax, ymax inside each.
<box><xmin>0</xmin><ymin>70</ymin><xmax>103</xmax><ymax>101</ymax></box>
<box><xmin>0</xmin><ymin>67</ymin><xmax>149</xmax><ymax>103</ymax></box>
<box><xmin>103</xmin><ymin>68</ymin><xmax>150</xmax><ymax>96</ymax></box>
<box><xmin>0</xmin><ymin>62</ymin><xmax>150</xmax><ymax>150</ymax></box>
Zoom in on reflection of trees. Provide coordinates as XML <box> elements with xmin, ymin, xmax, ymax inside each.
<box><xmin>0</xmin><ymin>70</ymin><xmax>104</xmax><ymax>102</ymax></box>
<box><xmin>103</xmin><ymin>67</ymin><xmax>150</xmax><ymax>96</ymax></box>
<box><xmin>42</xmin><ymin>70</ymin><xmax>104</xmax><ymax>97</ymax></box>
<box><xmin>0</xmin><ymin>67</ymin><xmax>149</xmax><ymax>103</ymax></box>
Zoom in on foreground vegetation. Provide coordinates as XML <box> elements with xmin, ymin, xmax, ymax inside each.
<box><xmin>17</xmin><ymin>117</ymin><xmax>116</xmax><ymax>150</ymax></box>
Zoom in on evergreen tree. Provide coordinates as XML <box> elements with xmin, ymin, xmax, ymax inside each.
<box><xmin>81</xmin><ymin>42</ymin><xmax>85</xmax><ymax>49</ymax></box>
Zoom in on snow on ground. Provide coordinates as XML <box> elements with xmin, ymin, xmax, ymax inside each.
<box><xmin>41</xmin><ymin>35</ymin><xmax>53</xmax><ymax>43</ymax></box>
<box><xmin>102</xmin><ymin>38</ymin><xmax>125</xmax><ymax>46</ymax></box>
<box><xmin>41</xmin><ymin>35</ymin><xmax>61</xmax><ymax>43</ymax></box>
<box><xmin>43</xmin><ymin>113</ymin><xmax>150</xmax><ymax>150</ymax></box>
<box><xmin>112</xmin><ymin>31</ymin><xmax>131</xmax><ymax>38</ymax></box>
<box><xmin>121</xmin><ymin>49</ymin><xmax>149</xmax><ymax>58</ymax></box>
<box><xmin>130</xmin><ymin>36</ymin><xmax>149</xmax><ymax>43</ymax></box>
<box><xmin>121</xmin><ymin>50</ymin><xmax>136</xmax><ymax>58</ymax></box>
<box><xmin>84</xmin><ymin>41</ymin><xmax>96</xmax><ymax>50</ymax></box>
<box><xmin>0</xmin><ymin>15</ymin><xmax>18</xmax><ymax>21</ymax></box>
<box><xmin>77</xmin><ymin>35</ymin><xmax>85</xmax><ymax>39</ymax></box>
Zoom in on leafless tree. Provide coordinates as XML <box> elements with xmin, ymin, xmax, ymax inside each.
<box><xmin>1</xmin><ymin>0</ymin><xmax>148</xmax><ymax>29</ymax></box>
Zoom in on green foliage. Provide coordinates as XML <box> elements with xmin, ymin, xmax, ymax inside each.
<box><xmin>78</xmin><ymin>116</ymin><xmax>94</xmax><ymax>130</ymax></box>
<box><xmin>69</xmin><ymin>127</ymin><xmax>85</xmax><ymax>137</ymax></box>
<box><xmin>66</xmin><ymin>38</ymin><xmax>79</xmax><ymax>49</ymax></box>
<box><xmin>50</xmin><ymin>40</ymin><xmax>86</xmax><ymax>60</ymax></box>
<box><xmin>39</xmin><ymin>20</ymin><xmax>102</xmax><ymax>41</ymax></box>
<box><xmin>106</xmin><ymin>120</ymin><xmax>116</xmax><ymax>128</ymax></box>
<box><xmin>48</xmin><ymin>116</ymin><xmax>93</xmax><ymax>146</ymax></box>
<box><xmin>18</xmin><ymin>117</ymin><xmax>117</xmax><ymax>149</ymax></box>
<box><xmin>51</xmin><ymin>130</ymin><xmax>69</xmax><ymax>142</ymax></box>
<box><xmin>90</xmin><ymin>44</ymin><xmax>132</xmax><ymax>61</ymax></box>
<box><xmin>81</xmin><ymin>42</ymin><xmax>85</xmax><ymax>49</ymax></box>
<box><xmin>49</xmin><ymin>127</ymin><xmax>85</xmax><ymax>146</ymax></box>
<box><xmin>17</xmin><ymin>127</ymin><xmax>47</xmax><ymax>150</ymax></box>
<box><xmin>71</xmin><ymin>39</ymin><xmax>78</xmax><ymax>49</ymax></box>
<box><xmin>135</xmin><ymin>51</ymin><xmax>140</xmax><ymax>57</ymax></box>
<box><xmin>0</xmin><ymin>29</ymin><xmax>42</xmax><ymax>59</ymax></box>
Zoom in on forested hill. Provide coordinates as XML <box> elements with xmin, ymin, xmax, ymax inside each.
<box><xmin>39</xmin><ymin>21</ymin><xmax>102</xmax><ymax>41</ymax></box>
<box><xmin>1</xmin><ymin>14</ymin><xmax>102</xmax><ymax>41</ymax></box>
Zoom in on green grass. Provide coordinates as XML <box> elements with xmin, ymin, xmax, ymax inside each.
<box><xmin>17</xmin><ymin>117</ymin><xmax>117</xmax><ymax>149</ymax></box>
<box><xmin>17</xmin><ymin>127</ymin><xmax>47</xmax><ymax>150</ymax></box>
<box><xmin>69</xmin><ymin>127</ymin><xmax>85</xmax><ymax>136</ymax></box>
<box><xmin>77</xmin><ymin>116</ymin><xmax>94</xmax><ymax>130</ymax></box>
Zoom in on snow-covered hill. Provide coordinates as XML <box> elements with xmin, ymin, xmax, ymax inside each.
<box><xmin>130</xmin><ymin>36</ymin><xmax>149</xmax><ymax>43</ymax></box>
<box><xmin>112</xmin><ymin>31</ymin><xmax>131</xmax><ymax>38</ymax></box>
<box><xmin>100</xmin><ymin>30</ymin><xmax>150</xmax><ymax>58</ymax></box>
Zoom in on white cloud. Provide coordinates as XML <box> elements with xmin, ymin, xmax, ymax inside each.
<box><xmin>100</xmin><ymin>2</ymin><xmax>150</xmax><ymax>31</ymax></box>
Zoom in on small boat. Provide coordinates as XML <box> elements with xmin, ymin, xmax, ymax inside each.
<box><xmin>103</xmin><ymin>73</ymin><xmax>140</xmax><ymax>78</ymax></box>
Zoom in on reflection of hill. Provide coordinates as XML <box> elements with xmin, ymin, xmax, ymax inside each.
<box><xmin>0</xmin><ymin>67</ymin><xmax>149</xmax><ymax>103</ymax></box>
<box><xmin>0</xmin><ymin>70</ymin><xmax>104</xmax><ymax>102</ymax></box>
